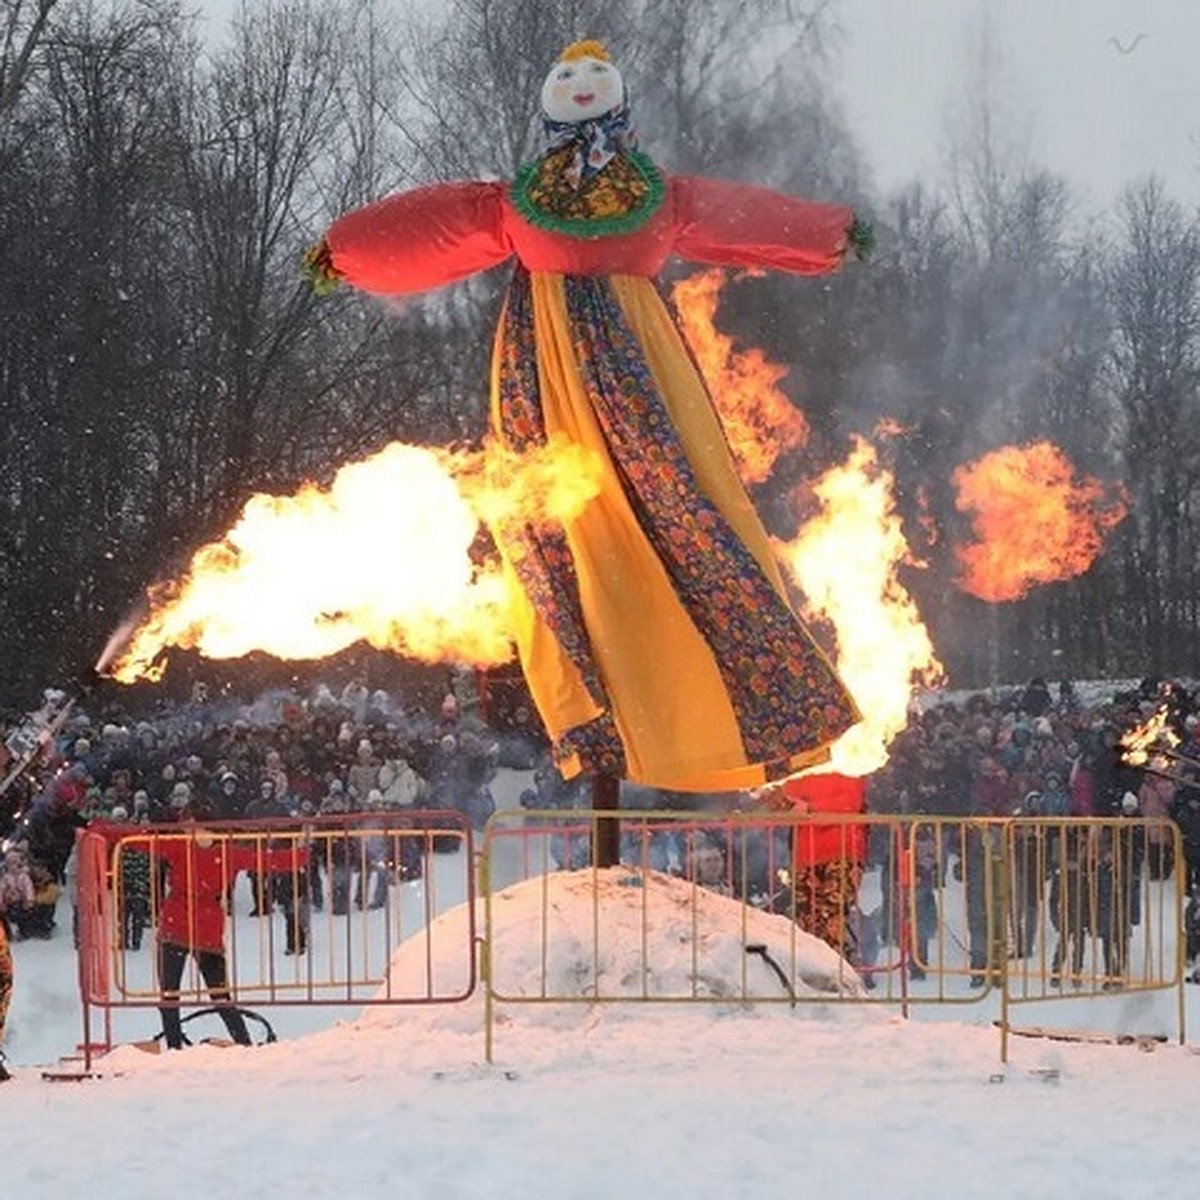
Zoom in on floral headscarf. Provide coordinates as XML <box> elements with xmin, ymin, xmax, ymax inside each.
<box><xmin>541</xmin><ymin>100</ymin><xmax>638</xmax><ymax>189</ymax></box>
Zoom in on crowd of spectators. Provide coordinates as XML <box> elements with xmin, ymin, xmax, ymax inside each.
<box><xmin>866</xmin><ymin>675</ymin><xmax>1200</xmax><ymax>863</ymax></box>
<box><xmin>861</xmin><ymin>674</ymin><xmax>1200</xmax><ymax>984</ymax></box>
<box><xmin>0</xmin><ymin>671</ymin><xmax>541</xmax><ymax>940</ymax></box>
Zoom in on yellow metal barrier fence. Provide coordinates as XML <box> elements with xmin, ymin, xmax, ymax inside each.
<box><xmin>478</xmin><ymin>810</ymin><xmax>1187</xmax><ymax>1062</ymax></box>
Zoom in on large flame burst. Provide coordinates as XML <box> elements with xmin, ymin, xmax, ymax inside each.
<box><xmin>952</xmin><ymin>441</ymin><xmax>1127</xmax><ymax>602</ymax></box>
<box><xmin>671</xmin><ymin>268</ymin><xmax>808</xmax><ymax>484</ymax></box>
<box><xmin>780</xmin><ymin>438</ymin><xmax>944</xmax><ymax>775</ymax></box>
<box><xmin>103</xmin><ymin>271</ymin><xmax>1122</xmax><ymax>781</ymax></box>
<box><xmin>105</xmin><ymin>437</ymin><xmax>601</xmax><ymax>682</ymax></box>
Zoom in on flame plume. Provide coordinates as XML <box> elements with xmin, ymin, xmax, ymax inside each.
<box><xmin>106</xmin><ymin>268</ymin><xmax>944</xmax><ymax>785</ymax></box>
<box><xmin>779</xmin><ymin>437</ymin><xmax>944</xmax><ymax>776</ymax></box>
<box><xmin>952</xmin><ymin>441</ymin><xmax>1127</xmax><ymax>602</ymax></box>
<box><xmin>107</xmin><ymin>436</ymin><xmax>601</xmax><ymax>682</ymax></box>
<box><xmin>1118</xmin><ymin>705</ymin><xmax>1180</xmax><ymax>767</ymax></box>
<box><xmin>672</xmin><ymin>268</ymin><xmax>808</xmax><ymax>484</ymax></box>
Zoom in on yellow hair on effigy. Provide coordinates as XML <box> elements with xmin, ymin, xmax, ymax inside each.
<box><xmin>559</xmin><ymin>39</ymin><xmax>611</xmax><ymax>62</ymax></box>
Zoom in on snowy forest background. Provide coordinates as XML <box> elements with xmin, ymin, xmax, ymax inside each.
<box><xmin>2</xmin><ymin>0</ymin><xmax>1198</xmax><ymax>708</ymax></box>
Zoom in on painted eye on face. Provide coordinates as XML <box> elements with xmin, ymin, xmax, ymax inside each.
<box><xmin>557</xmin><ymin>67</ymin><xmax>574</xmax><ymax>80</ymax></box>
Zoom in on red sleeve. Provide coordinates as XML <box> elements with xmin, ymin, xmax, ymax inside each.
<box><xmin>326</xmin><ymin>182</ymin><xmax>513</xmax><ymax>295</ymax></box>
<box><xmin>671</xmin><ymin>175</ymin><xmax>853</xmax><ymax>276</ymax></box>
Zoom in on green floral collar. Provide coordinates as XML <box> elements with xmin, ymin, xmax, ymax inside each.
<box><xmin>510</xmin><ymin>150</ymin><xmax>665</xmax><ymax>239</ymax></box>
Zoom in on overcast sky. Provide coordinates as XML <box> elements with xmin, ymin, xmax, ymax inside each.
<box><xmin>836</xmin><ymin>0</ymin><xmax>1200</xmax><ymax>210</ymax></box>
<box><xmin>197</xmin><ymin>1</ymin><xmax>1200</xmax><ymax>211</ymax></box>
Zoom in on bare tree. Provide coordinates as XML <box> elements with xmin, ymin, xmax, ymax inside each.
<box><xmin>0</xmin><ymin>0</ymin><xmax>61</xmax><ymax>129</ymax></box>
<box><xmin>172</xmin><ymin>0</ymin><xmax>383</xmax><ymax>511</ymax></box>
<box><xmin>1107</xmin><ymin>177</ymin><xmax>1200</xmax><ymax>671</ymax></box>
<box><xmin>629</xmin><ymin>0</ymin><xmax>840</xmax><ymax>181</ymax></box>
<box><xmin>0</xmin><ymin>0</ymin><xmax>194</xmax><ymax>682</ymax></box>
<box><xmin>942</xmin><ymin>3</ymin><xmax>1036</xmax><ymax>263</ymax></box>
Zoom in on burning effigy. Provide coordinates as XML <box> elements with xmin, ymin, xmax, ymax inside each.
<box><xmin>277</xmin><ymin>38</ymin><xmax>872</xmax><ymax>792</ymax></box>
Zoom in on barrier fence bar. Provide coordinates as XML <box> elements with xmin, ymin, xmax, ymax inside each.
<box><xmin>478</xmin><ymin>810</ymin><xmax>1187</xmax><ymax>1062</ymax></box>
<box><xmin>73</xmin><ymin>809</ymin><xmax>1188</xmax><ymax>1070</ymax></box>
<box><xmin>73</xmin><ymin>811</ymin><xmax>475</xmax><ymax>1071</ymax></box>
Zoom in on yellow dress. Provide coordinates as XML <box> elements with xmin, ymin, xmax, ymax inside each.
<box><xmin>325</xmin><ymin>163</ymin><xmax>862</xmax><ymax>790</ymax></box>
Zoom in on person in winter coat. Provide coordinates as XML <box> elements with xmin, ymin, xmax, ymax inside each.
<box><xmin>1169</xmin><ymin>782</ymin><xmax>1200</xmax><ymax>893</ymax></box>
<box><xmin>965</xmin><ymin>755</ymin><xmax>1014</xmax><ymax>986</ymax></box>
<box><xmin>781</xmin><ymin>773</ymin><xmax>868</xmax><ymax>963</ymax></box>
<box><xmin>258</xmin><ymin>748</ymin><xmax>290</xmax><ymax>808</ymax></box>
<box><xmin>1049</xmin><ymin>822</ymin><xmax>1092</xmax><ymax>987</ymax></box>
<box><xmin>1138</xmin><ymin>771</ymin><xmax>1176</xmax><ymax>882</ymax></box>
<box><xmin>25</xmin><ymin>860</ymin><xmax>60</xmax><ymax>939</ymax></box>
<box><xmin>346</xmin><ymin>739</ymin><xmax>380</xmax><ymax>805</ymax></box>
<box><xmin>0</xmin><ymin>847</ymin><xmax>35</xmax><ymax>936</ymax></box>
<box><xmin>111</xmin><ymin>806</ymin><xmax>152</xmax><ymax>951</ymax></box>
<box><xmin>378</xmin><ymin>756</ymin><xmax>424</xmax><ymax>809</ymax></box>
<box><xmin>244</xmin><ymin>779</ymin><xmax>287</xmax><ymax>916</ymax></box>
<box><xmin>22</xmin><ymin>778</ymin><xmax>87</xmax><ymax>883</ymax></box>
<box><xmin>104</xmin><ymin>798</ymin><xmax>307</xmax><ymax>1049</ymax></box>
<box><xmin>210</xmin><ymin>770</ymin><xmax>248</xmax><ymax>819</ymax></box>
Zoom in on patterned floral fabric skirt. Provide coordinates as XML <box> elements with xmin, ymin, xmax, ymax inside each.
<box><xmin>489</xmin><ymin>267</ymin><xmax>859</xmax><ymax>790</ymax></box>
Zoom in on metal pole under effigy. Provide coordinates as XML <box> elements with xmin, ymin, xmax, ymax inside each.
<box><xmin>592</xmin><ymin>773</ymin><xmax>621</xmax><ymax>867</ymax></box>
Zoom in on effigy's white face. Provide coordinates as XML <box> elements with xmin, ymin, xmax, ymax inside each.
<box><xmin>540</xmin><ymin>55</ymin><xmax>624</xmax><ymax>123</ymax></box>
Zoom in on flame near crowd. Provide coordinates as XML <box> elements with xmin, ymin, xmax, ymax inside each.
<box><xmin>780</xmin><ymin>438</ymin><xmax>943</xmax><ymax>776</ymax></box>
<box><xmin>101</xmin><ymin>273</ymin><xmax>1127</xmax><ymax>776</ymax></box>
<box><xmin>952</xmin><ymin>441</ymin><xmax>1128</xmax><ymax>602</ymax></box>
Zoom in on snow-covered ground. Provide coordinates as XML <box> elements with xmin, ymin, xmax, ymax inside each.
<box><xmin>4</xmin><ymin>779</ymin><xmax>1200</xmax><ymax>1198</ymax></box>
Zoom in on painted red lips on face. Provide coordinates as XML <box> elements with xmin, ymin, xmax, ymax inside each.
<box><xmin>573</xmin><ymin>93</ymin><xmax>596</xmax><ymax>106</ymax></box>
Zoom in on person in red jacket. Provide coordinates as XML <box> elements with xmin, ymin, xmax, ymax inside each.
<box><xmin>146</xmin><ymin>798</ymin><xmax>306</xmax><ymax>1049</ymax></box>
<box><xmin>307</xmin><ymin>38</ymin><xmax>869</xmax><ymax>795</ymax></box>
<box><xmin>782</xmin><ymin>773</ymin><xmax>868</xmax><ymax>962</ymax></box>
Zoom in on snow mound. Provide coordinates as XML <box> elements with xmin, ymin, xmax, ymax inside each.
<box><xmin>359</xmin><ymin>866</ymin><xmax>866</xmax><ymax>1042</ymax></box>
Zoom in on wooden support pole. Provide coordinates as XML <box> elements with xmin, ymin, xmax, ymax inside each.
<box><xmin>592</xmin><ymin>772</ymin><xmax>621</xmax><ymax>867</ymax></box>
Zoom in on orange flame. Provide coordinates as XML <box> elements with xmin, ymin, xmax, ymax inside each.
<box><xmin>106</xmin><ymin>436</ymin><xmax>602</xmax><ymax>682</ymax></box>
<box><xmin>1118</xmin><ymin>705</ymin><xmax>1179</xmax><ymax>767</ymax></box>
<box><xmin>671</xmin><ymin>268</ymin><xmax>808</xmax><ymax>484</ymax></box>
<box><xmin>778</xmin><ymin>437</ymin><xmax>944</xmax><ymax>776</ymax></box>
<box><xmin>952</xmin><ymin>441</ymin><xmax>1127</xmax><ymax>602</ymax></box>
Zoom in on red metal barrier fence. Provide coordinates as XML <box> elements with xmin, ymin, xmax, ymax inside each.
<box><xmin>74</xmin><ymin>811</ymin><xmax>475</xmax><ymax>1068</ymax></box>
